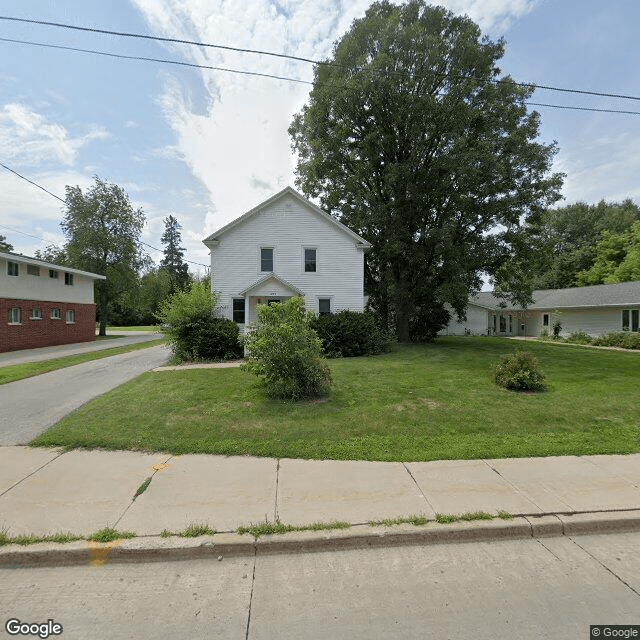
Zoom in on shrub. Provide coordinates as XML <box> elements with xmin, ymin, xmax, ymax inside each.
<box><xmin>592</xmin><ymin>331</ymin><xmax>640</xmax><ymax>350</ymax></box>
<box><xmin>493</xmin><ymin>351</ymin><xmax>547</xmax><ymax>392</ymax></box>
<box><xmin>156</xmin><ymin>282</ymin><xmax>242</xmax><ymax>361</ymax></box>
<box><xmin>309</xmin><ymin>310</ymin><xmax>393</xmax><ymax>357</ymax></box>
<box><xmin>539</xmin><ymin>328</ymin><xmax>551</xmax><ymax>340</ymax></box>
<box><xmin>552</xmin><ymin>319</ymin><xmax>562</xmax><ymax>339</ymax></box>
<box><xmin>565</xmin><ymin>330</ymin><xmax>593</xmax><ymax>345</ymax></box>
<box><xmin>242</xmin><ymin>296</ymin><xmax>332</xmax><ymax>400</ymax></box>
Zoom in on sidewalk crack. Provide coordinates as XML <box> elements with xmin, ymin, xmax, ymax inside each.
<box><xmin>569</xmin><ymin>537</ymin><xmax>640</xmax><ymax>599</ymax></box>
<box><xmin>245</xmin><ymin>547</ymin><xmax>257</xmax><ymax>640</ymax></box>
<box><xmin>0</xmin><ymin>448</ymin><xmax>67</xmax><ymax>498</ymax></box>
<box><xmin>274</xmin><ymin>459</ymin><xmax>280</xmax><ymax>524</ymax></box>
<box><xmin>402</xmin><ymin>463</ymin><xmax>436</xmax><ymax>514</ymax></box>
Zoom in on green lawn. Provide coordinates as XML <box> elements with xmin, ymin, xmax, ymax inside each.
<box><xmin>0</xmin><ymin>339</ymin><xmax>167</xmax><ymax>385</ymax></box>
<box><xmin>30</xmin><ymin>337</ymin><xmax>640</xmax><ymax>461</ymax></box>
<box><xmin>98</xmin><ymin>325</ymin><xmax>162</xmax><ymax>332</ymax></box>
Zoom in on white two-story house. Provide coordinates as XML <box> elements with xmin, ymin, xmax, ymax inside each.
<box><xmin>202</xmin><ymin>187</ymin><xmax>371</xmax><ymax>329</ymax></box>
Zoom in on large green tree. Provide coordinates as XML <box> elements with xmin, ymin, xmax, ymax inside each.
<box><xmin>290</xmin><ymin>1</ymin><xmax>563</xmax><ymax>341</ymax></box>
<box><xmin>523</xmin><ymin>199</ymin><xmax>640</xmax><ymax>289</ymax></box>
<box><xmin>61</xmin><ymin>176</ymin><xmax>147</xmax><ymax>335</ymax></box>
<box><xmin>160</xmin><ymin>214</ymin><xmax>191</xmax><ymax>293</ymax></box>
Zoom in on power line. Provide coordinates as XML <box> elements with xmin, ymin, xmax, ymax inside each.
<box><xmin>2</xmin><ymin>15</ymin><xmax>640</xmax><ymax>103</ymax></box>
<box><xmin>0</xmin><ymin>161</ymin><xmax>209</xmax><ymax>268</ymax></box>
<box><xmin>0</xmin><ymin>37</ymin><xmax>312</xmax><ymax>85</ymax></box>
<box><xmin>2</xmin><ymin>36</ymin><xmax>639</xmax><ymax>116</ymax></box>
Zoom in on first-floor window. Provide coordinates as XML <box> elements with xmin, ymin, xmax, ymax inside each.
<box><xmin>232</xmin><ymin>298</ymin><xmax>245</xmax><ymax>324</ymax></box>
<box><xmin>499</xmin><ymin>316</ymin><xmax>506</xmax><ymax>333</ymax></box>
<box><xmin>51</xmin><ymin>308</ymin><xmax>61</xmax><ymax>319</ymax></box>
<box><xmin>30</xmin><ymin>308</ymin><xmax>42</xmax><ymax>320</ymax></box>
<box><xmin>319</xmin><ymin>298</ymin><xmax>331</xmax><ymax>316</ymax></box>
<box><xmin>622</xmin><ymin>309</ymin><xmax>639</xmax><ymax>332</ymax></box>
<box><xmin>543</xmin><ymin>313</ymin><xmax>549</xmax><ymax>327</ymax></box>
<box><xmin>509</xmin><ymin>315</ymin><xmax>513</xmax><ymax>333</ymax></box>
<box><xmin>8</xmin><ymin>308</ymin><xmax>20</xmax><ymax>324</ymax></box>
<box><xmin>65</xmin><ymin>309</ymin><xmax>75</xmax><ymax>323</ymax></box>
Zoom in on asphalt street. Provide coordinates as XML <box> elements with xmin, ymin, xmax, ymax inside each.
<box><xmin>1</xmin><ymin>531</ymin><xmax>638</xmax><ymax>639</ymax></box>
<box><xmin>0</xmin><ymin>344</ymin><xmax>169</xmax><ymax>445</ymax></box>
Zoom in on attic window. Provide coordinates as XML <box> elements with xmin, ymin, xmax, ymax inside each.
<box><xmin>261</xmin><ymin>248</ymin><xmax>273</xmax><ymax>272</ymax></box>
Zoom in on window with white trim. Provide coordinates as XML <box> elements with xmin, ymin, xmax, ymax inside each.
<box><xmin>30</xmin><ymin>308</ymin><xmax>42</xmax><ymax>320</ymax></box>
<box><xmin>51</xmin><ymin>308</ymin><xmax>61</xmax><ymax>319</ymax></box>
<box><xmin>65</xmin><ymin>309</ymin><xmax>75</xmax><ymax>323</ymax></box>
<box><xmin>318</xmin><ymin>298</ymin><xmax>331</xmax><ymax>316</ymax></box>
<box><xmin>232</xmin><ymin>298</ymin><xmax>246</xmax><ymax>324</ymax></box>
<box><xmin>7</xmin><ymin>261</ymin><xmax>19</xmax><ymax>276</ymax></box>
<box><xmin>260</xmin><ymin>247</ymin><xmax>273</xmax><ymax>272</ymax></box>
<box><xmin>65</xmin><ymin>272</ymin><xmax>74</xmax><ymax>286</ymax></box>
<box><xmin>27</xmin><ymin>264</ymin><xmax>40</xmax><ymax>276</ymax></box>
<box><xmin>304</xmin><ymin>248</ymin><xmax>317</xmax><ymax>273</ymax></box>
<box><xmin>8</xmin><ymin>308</ymin><xmax>20</xmax><ymax>324</ymax></box>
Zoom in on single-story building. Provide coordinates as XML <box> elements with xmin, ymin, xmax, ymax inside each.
<box><xmin>203</xmin><ymin>187</ymin><xmax>371</xmax><ymax>330</ymax></box>
<box><xmin>1</xmin><ymin>251</ymin><xmax>106</xmax><ymax>353</ymax></box>
<box><xmin>440</xmin><ymin>281</ymin><xmax>640</xmax><ymax>338</ymax></box>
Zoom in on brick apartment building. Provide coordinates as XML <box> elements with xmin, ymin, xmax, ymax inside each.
<box><xmin>1</xmin><ymin>251</ymin><xmax>106</xmax><ymax>353</ymax></box>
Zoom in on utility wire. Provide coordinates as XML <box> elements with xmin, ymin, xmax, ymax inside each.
<box><xmin>0</xmin><ymin>37</ymin><xmax>312</xmax><ymax>85</ymax></box>
<box><xmin>0</xmin><ymin>161</ymin><xmax>209</xmax><ymax>268</ymax></box>
<box><xmin>2</xmin><ymin>15</ymin><xmax>640</xmax><ymax>103</ymax></box>
<box><xmin>2</xmin><ymin>36</ymin><xmax>640</xmax><ymax>116</ymax></box>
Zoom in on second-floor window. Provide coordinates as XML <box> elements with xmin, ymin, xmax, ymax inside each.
<box><xmin>65</xmin><ymin>272</ymin><xmax>74</xmax><ymax>286</ymax></box>
<box><xmin>304</xmin><ymin>248</ymin><xmax>317</xmax><ymax>273</ymax></box>
<box><xmin>261</xmin><ymin>247</ymin><xmax>273</xmax><ymax>272</ymax></box>
<box><xmin>8</xmin><ymin>261</ymin><xmax>19</xmax><ymax>276</ymax></box>
<box><xmin>49</xmin><ymin>270</ymin><xmax>59</xmax><ymax>279</ymax></box>
<box><xmin>27</xmin><ymin>265</ymin><xmax>40</xmax><ymax>276</ymax></box>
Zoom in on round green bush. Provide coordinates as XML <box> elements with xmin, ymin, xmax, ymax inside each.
<box><xmin>172</xmin><ymin>311</ymin><xmax>243</xmax><ymax>361</ymax></box>
<box><xmin>309</xmin><ymin>310</ymin><xmax>393</xmax><ymax>358</ymax></box>
<box><xmin>493</xmin><ymin>351</ymin><xmax>547</xmax><ymax>392</ymax></box>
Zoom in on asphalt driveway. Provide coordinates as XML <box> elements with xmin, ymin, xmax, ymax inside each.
<box><xmin>0</xmin><ymin>344</ymin><xmax>169</xmax><ymax>445</ymax></box>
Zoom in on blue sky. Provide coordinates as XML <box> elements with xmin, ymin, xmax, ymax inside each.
<box><xmin>1</xmin><ymin>0</ymin><xmax>639</xmax><ymax>279</ymax></box>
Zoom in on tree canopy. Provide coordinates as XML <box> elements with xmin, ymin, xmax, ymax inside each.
<box><xmin>523</xmin><ymin>199</ymin><xmax>640</xmax><ymax>289</ymax></box>
<box><xmin>289</xmin><ymin>0</ymin><xmax>563</xmax><ymax>341</ymax></box>
<box><xmin>62</xmin><ymin>176</ymin><xmax>147</xmax><ymax>335</ymax></box>
<box><xmin>0</xmin><ymin>234</ymin><xmax>13</xmax><ymax>253</ymax></box>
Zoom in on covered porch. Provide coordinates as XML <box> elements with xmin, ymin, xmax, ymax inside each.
<box><xmin>238</xmin><ymin>274</ymin><xmax>305</xmax><ymax>327</ymax></box>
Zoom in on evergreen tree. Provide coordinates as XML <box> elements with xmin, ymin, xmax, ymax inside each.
<box><xmin>160</xmin><ymin>215</ymin><xmax>190</xmax><ymax>292</ymax></box>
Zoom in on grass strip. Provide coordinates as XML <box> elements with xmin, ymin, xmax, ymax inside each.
<box><xmin>0</xmin><ymin>338</ymin><xmax>166</xmax><ymax>385</ymax></box>
<box><xmin>178</xmin><ymin>524</ymin><xmax>217</xmax><ymax>538</ymax></box>
<box><xmin>236</xmin><ymin>520</ymin><xmax>351</xmax><ymax>539</ymax></box>
<box><xmin>87</xmin><ymin>528</ymin><xmax>136</xmax><ymax>543</ymax></box>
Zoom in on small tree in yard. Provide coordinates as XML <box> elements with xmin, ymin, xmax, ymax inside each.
<box><xmin>242</xmin><ymin>297</ymin><xmax>332</xmax><ymax>400</ymax></box>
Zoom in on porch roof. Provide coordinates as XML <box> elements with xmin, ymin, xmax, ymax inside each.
<box><xmin>238</xmin><ymin>274</ymin><xmax>305</xmax><ymax>297</ymax></box>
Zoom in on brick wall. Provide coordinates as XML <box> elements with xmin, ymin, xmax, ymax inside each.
<box><xmin>1</xmin><ymin>298</ymin><xmax>96</xmax><ymax>353</ymax></box>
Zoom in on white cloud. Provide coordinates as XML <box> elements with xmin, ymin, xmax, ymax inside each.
<box><xmin>0</xmin><ymin>103</ymin><xmax>109</xmax><ymax>168</ymax></box>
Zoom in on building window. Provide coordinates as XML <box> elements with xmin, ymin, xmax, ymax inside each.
<box><xmin>499</xmin><ymin>316</ymin><xmax>506</xmax><ymax>333</ymax></box>
<box><xmin>65</xmin><ymin>272</ymin><xmax>74</xmax><ymax>286</ymax></box>
<box><xmin>304</xmin><ymin>248</ymin><xmax>317</xmax><ymax>273</ymax></box>
<box><xmin>51</xmin><ymin>308</ymin><xmax>61</xmax><ymax>319</ymax></box>
<box><xmin>49</xmin><ymin>269</ymin><xmax>59</xmax><ymax>279</ymax></box>
<box><xmin>30</xmin><ymin>308</ymin><xmax>42</xmax><ymax>320</ymax></box>
<box><xmin>27</xmin><ymin>264</ymin><xmax>40</xmax><ymax>276</ymax></box>
<box><xmin>543</xmin><ymin>313</ymin><xmax>549</xmax><ymax>327</ymax></box>
<box><xmin>319</xmin><ymin>298</ymin><xmax>331</xmax><ymax>316</ymax></box>
<box><xmin>623</xmin><ymin>309</ymin><xmax>639</xmax><ymax>332</ymax></box>
<box><xmin>65</xmin><ymin>309</ymin><xmax>75</xmax><ymax>323</ymax></box>
<box><xmin>260</xmin><ymin>248</ymin><xmax>273</xmax><ymax>272</ymax></box>
<box><xmin>8</xmin><ymin>308</ymin><xmax>21</xmax><ymax>324</ymax></box>
<box><xmin>509</xmin><ymin>315</ymin><xmax>513</xmax><ymax>333</ymax></box>
<box><xmin>232</xmin><ymin>298</ymin><xmax>246</xmax><ymax>324</ymax></box>
<box><xmin>8</xmin><ymin>261</ymin><xmax>19</xmax><ymax>276</ymax></box>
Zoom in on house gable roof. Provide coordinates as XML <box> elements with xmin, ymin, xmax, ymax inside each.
<box><xmin>238</xmin><ymin>274</ymin><xmax>305</xmax><ymax>297</ymax></box>
<box><xmin>470</xmin><ymin>280</ymin><xmax>640</xmax><ymax>311</ymax></box>
<box><xmin>0</xmin><ymin>251</ymin><xmax>106</xmax><ymax>280</ymax></box>
<box><xmin>202</xmin><ymin>186</ymin><xmax>372</xmax><ymax>250</ymax></box>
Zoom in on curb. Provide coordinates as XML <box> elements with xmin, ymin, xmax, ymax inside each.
<box><xmin>2</xmin><ymin>511</ymin><xmax>640</xmax><ymax>568</ymax></box>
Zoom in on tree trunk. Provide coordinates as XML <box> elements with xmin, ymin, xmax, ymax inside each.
<box><xmin>99</xmin><ymin>284</ymin><xmax>108</xmax><ymax>336</ymax></box>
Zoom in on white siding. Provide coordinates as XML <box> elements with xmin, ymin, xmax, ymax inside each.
<box><xmin>439</xmin><ymin>304</ymin><xmax>489</xmax><ymax>335</ymax></box>
<box><xmin>532</xmin><ymin>307</ymin><xmax>632</xmax><ymax>337</ymax></box>
<box><xmin>209</xmin><ymin>193</ymin><xmax>365</xmax><ymax>323</ymax></box>
<box><xmin>0</xmin><ymin>257</ymin><xmax>96</xmax><ymax>304</ymax></box>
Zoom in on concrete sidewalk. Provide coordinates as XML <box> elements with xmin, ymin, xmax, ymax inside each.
<box><xmin>1</xmin><ymin>447</ymin><xmax>639</xmax><ymax>564</ymax></box>
<box><xmin>0</xmin><ymin>331</ymin><xmax>163</xmax><ymax>366</ymax></box>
